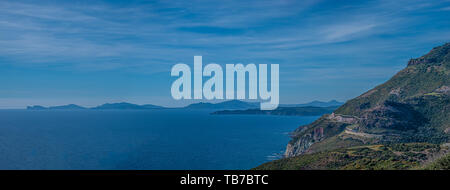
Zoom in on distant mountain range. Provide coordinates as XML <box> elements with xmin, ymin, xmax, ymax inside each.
<box><xmin>26</xmin><ymin>100</ymin><xmax>342</xmax><ymax>110</ymax></box>
<box><xmin>280</xmin><ymin>100</ymin><xmax>343</xmax><ymax>107</ymax></box>
<box><xmin>27</xmin><ymin>102</ymin><xmax>164</xmax><ymax>110</ymax></box>
<box><xmin>92</xmin><ymin>102</ymin><xmax>164</xmax><ymax>110</ymax></box>
<box><xmin>27</xmin><ymin>104</ymin><xmax>87</xmax><ymax>110</ymax></box>
<box><xmin>184</xmin><ymin>100</ymin><xmax>343</xmax><ymax>110</ymax></box>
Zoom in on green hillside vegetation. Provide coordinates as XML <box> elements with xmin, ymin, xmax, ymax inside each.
<box><xmin>254</xmin><ymin>143</ymin><xmax>448</xmax><ymax>170</ymax></box>
<box><xmin>422</xmin><ymin>151</ymin><xmax>450</xmax><ymax>170</ymax></box>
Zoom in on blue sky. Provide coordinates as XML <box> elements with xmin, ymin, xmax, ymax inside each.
<box><xmin>1</xmin><ymin>0</ymin><xmax>450</xmax><ymax>108</ymax></box>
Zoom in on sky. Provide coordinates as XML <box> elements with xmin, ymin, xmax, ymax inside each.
<box><xmin>1</xmin><ymin>0</ymin><xmax>450</xmax><ymax>108</ymax></box>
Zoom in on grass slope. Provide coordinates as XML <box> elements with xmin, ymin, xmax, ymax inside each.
<box><xmin>255</xmin><ymin>143</ymin><xmax>448</xmax><ymax>170</ymax></box>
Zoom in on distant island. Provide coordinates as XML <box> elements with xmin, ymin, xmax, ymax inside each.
<box><xmin>26</xmin><ymin>100</ymin><xmax>343</xmax><ymax>111</ymax></box>
<box><xmin>92</xmin><ymin>102</ymin><xmax>164</xmax><ymax>110</ymax></box>
<box><xmin>27</xmin><ymin>104</ymin><xmax>87</xmax><ymax>110</ymax></box>
<box><xmin>212</xmin><ymin>106</ymin><xmax>338</xmax><ymax>116</ymax></box>
<box><xmin>279</xmin><ymin>100</ymin><xmax>343</xmax><ymax>107</ymax></box>
<box><xmin>183</xmin><ymin>100</ymin><xmax>259</xmax><ymax>110</ymax></box>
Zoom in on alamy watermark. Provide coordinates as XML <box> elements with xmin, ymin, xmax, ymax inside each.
<box><xmin>171</xmin><ymin>56</ymin><xmax>279</xmax><ymax>110</ymax></box>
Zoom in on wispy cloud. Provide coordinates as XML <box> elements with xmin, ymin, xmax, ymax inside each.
<box><xmin>0</xmin><ymin>0</ymin><xmax>449</xmax><ymax>107</ymax></box>
<box><xmin>1</xmin><ymin>0</ymin><xmax>448</xmax><ymax>71</ymax></box>
<box><xmin>322</xmin><ymin>23</ymin><xmax>377</xmax><ymax>41</ymax></box>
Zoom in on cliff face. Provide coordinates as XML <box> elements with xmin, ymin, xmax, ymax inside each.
<box><xmin>284</xmin><ymin>114</ymin><xmax>354</xmax><ymax>157</ymax></box>
<box><xmin>285</xmin><ymin>43</ymin><xmax>450</xmax><ymax>157</ymax></box>
<box><xmin>285</xmin><ymin>126</ymin><xmax>324</xmax><ymax>157</ymax></box>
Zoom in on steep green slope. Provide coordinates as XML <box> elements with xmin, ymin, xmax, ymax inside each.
<box><xmin>255</xmin><ymin>143</ymin><xmax>448</xmax><ymax>170</ymax></box>
<box><xmin>284</xmin><ymin>43</ymin><xmax>450</xmax><ymax>158</ymax></box>
<box><xmin>423</xmin><ymin>153</ymin><xmax>450</xmax><ymax>170</ymax></box>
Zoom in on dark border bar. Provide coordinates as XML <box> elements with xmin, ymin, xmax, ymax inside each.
<box><xmin>0</xmin><ymin>170</ymin><xmax>448</xmax><ymax>188</ymax></box>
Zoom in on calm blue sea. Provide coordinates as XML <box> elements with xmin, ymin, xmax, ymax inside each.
<box><xmin>0</xmin><ymin>109</ymin><xmax>317</xmax><ymax>170</ymax></box>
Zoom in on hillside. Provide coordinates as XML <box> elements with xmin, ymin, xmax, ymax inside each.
<box><xmin>423</xmin><ymin>151</ymin><xmax>450</xmax><ymax>170</ymax></box>
<box><xmin>255</xmin><ymin>143</ymin><xmax>449</xmax><ymax>170</ymax></box>
<box><xmin>260</xmin><ymin>43</ymin><xmax>450</xmax><ymax>169</ymax></box>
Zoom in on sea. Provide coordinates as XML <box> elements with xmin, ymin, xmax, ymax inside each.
<box><xmin>0</xmin><ymin>109</ymin><xmax>318</xmax><ymax>169</ymax></box>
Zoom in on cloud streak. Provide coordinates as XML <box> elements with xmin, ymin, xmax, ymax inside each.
<box><xmin>0</xmin><ymin>0</ymin><xmax>449</xmax><ymax>107</ymax></box>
